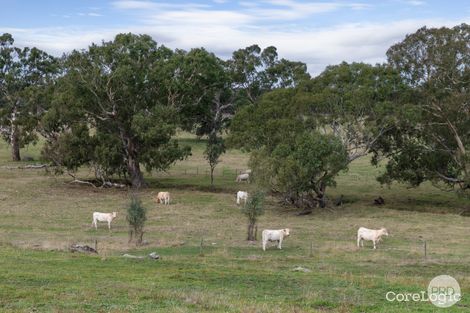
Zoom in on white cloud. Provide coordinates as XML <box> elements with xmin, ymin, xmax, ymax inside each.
<box><xmin>4</xmin><ymin>0</ymin><xmax>468</xmax><ymax>76</ymax></box>
<box><xmin>112</xmin><ymin>1</ymin><xmax>157</xmax><ymax>10</ymax></box>
<box><xmin>405</xmin><ymin>0</ymin><xmax>426</xmax><ymax>6</ymax></box>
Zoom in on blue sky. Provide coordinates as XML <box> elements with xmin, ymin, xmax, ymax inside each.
<box><xmin>1</xmin><ymin>0</ymin><xmax>469</xmax><ymax>74</ymax></box>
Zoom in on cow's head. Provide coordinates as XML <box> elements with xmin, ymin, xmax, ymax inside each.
<box><xmin>112</xmin><ymin>212</ymin><xmax>117</xmax><ymax>218</ymax></box>
<box><xmin>380</xmin><ymin>228</ymin><xmax>388</xmax><ymax>236</ymax></box>
<box><xmin>283</xmin><ymin>228</ymin><xmax>290</xmax><ymax>236</ymax></box>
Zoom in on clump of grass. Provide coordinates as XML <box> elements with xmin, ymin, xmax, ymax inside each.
<box><xmin>126</xmin><ymin>195</ymin><xmax>147</xmax><ymax>245</ymax></box>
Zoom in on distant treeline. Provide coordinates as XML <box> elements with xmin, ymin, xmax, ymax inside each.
<box><xmin>0</xmin><ymin>23</ymin><xmax>468</xmax><ymax>207</ymax></box>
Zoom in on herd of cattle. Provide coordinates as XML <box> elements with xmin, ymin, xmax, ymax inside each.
<box><xmin>91</xmin><ymin>170</ymin><xmax>389</xmax><ymax>250</ymax></box>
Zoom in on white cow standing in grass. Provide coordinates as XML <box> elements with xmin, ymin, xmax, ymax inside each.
<box><xmin>236</xmin><ymin>191</ymin><xmax>248</xmax><ymax>205</ymax></box>
<box><xmin>236</xmin><ymin>173</ymin><xmax>250</xmax><ymax>183</ymax></box>
<box><xmin>92</xmin><ymin>212</ymin><xmax>117</xmax><ymax>230</ymax></box>
<box><xmin>357</xmin><ymin>227</ymin><xmax>388</xmax><ymax>249</ymax></box>
<box><xmin>155</xmin><ymin>191</ymin><xmax>171</xmax><ymax>205</ymax></box>
<box><xmin>262</xmin><ymin>228</ymin><xmax>290</xmax><ymax>251</ymax></box>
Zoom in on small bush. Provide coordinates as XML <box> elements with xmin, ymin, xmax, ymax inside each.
<box><xmin>241</xmin><ymin>191</ymin><xmax>265</xmax><ymax>241</ymax></box>
<box><xmin>126</xmin><ymin>196</ymin><xmax>147</xmax><ymax>245</ymax></box>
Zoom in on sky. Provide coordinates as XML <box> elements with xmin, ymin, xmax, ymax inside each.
<box><xmin>1</xmin><ymin>0</ymin><xmax>469</xmax><ymax>75</ymax></box>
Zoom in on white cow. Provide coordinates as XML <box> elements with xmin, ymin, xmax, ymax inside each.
<box><xmin>236</xmin><ymin>191</ymin><xmax>248</xmax><ymax>205</ymax></box>
<box><xmin>92</xmin><ymin>212</ymin><xmax>117</xmax><ymax>230</ymax></box>
<box><xmin>357</xmin><ymin>227</ymin><xmax>389</xmax><ymax>249</ymax></box>
<box><xmin>155</xmin><ymin>191</ymin><xmax>170</xmax><ymax>205</ymax></box>
<box><xmin>236</xmin><ymin>173</ymin><xmax>250</xmax><ymax>183</ymax></box>
<box><xmin>262</xmin><ymin>228</ymin><xmax>290</xmax><ymax>251</ymax></box>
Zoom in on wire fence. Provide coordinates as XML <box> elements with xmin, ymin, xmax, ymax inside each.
<box><xmin>161</xmin><ymin>167</ymin><xmax>248</xmax><ymax>178</ymax></box>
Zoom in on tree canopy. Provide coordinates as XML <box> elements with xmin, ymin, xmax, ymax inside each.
<box><xmin>0</xmin><ymin>33</ymin><xmax>57</xmax><ymax>161</ymax></box>
<box><xmin>373</xmin><ymin>24</ymin><xmax>470</xmax><ymax>196</ymax></box>
<box><xmin>42</xmin><ymin>33</ymin><xmax>193</xmax><ymax>188</ymax></box>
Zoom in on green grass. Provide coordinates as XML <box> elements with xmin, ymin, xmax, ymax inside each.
<box><xmin>0</xmin><ymin>135</ymin><xmax>469</xmax><ymax>312</ymax></box>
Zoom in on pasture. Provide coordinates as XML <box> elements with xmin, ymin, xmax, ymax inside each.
<box><xmin>0</xmin><ymin>136</ymin><xmax>468</xmax><ymax>312</ymax></box>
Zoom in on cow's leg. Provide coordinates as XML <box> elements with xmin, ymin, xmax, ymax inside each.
<box><xmin>278</xmin><ymin>237</ymin><xmax>283</xmax><ymax>249</ymax></box>
<box><xmin>373</xmin><ymin>240</ymin><xmax>377</xmax><ymax>249</ymax></box>
<box><xmin>262</xmin><ymin>239</ymin><xmax>266</xmax><ymax>251</ymax></box>
<box><xmin>108</xmin><ymin>221</ymin><xmax>111</xmax><ymax>230</ymax></box>
<box><xmin>357</xmin><ymin>235</ymin><xmax>361</xmax><ymax>247</ymax></box>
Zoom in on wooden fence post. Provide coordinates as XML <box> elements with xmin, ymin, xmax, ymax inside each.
<box><xmin>199</xmin><ymin>238</ymin><xmax>204</xmax><ymax>256</ymax></box>
<box><xmin>423</xmin><ymin>240</ymin><xmax>427</xmax><ymax>260</ymax></box>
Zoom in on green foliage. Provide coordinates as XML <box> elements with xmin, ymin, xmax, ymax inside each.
<box><xmin>229</xmin><ymin>89</ymin><xmax>348</xmax><ymax>208</ymax></box>
<box><xmin>374</xmin><ymin>24</ymin><xmax>470</xmax><ymax>196</ymax></box>
<box><xmin>298</xmin><ymin>62</ymin><xmax>406</xmax><ymax>162</ymax></box>
<box><xmin>240</xmin><ymin>190</ymin><xmax>265</xmax><ymax>223</ymax></box>
<box><xmin>250</xmin><ymin>132</ymin><xmax>349</xmax><ymax>208</ymax></box>
<box><xmin>42</xmin><ymin>33</ymin><xmax>193</xmax><ymax>187</ymax></box>
<box><xmin>0</xmin><ymin>33</ymin><xmax>57</xmax><ymax>160</ymax></box>
<box><xmin>204</xmin><ymin>133</ymin><xmax>226</xmax><ymax>186</ymax></box>
<box><xmin>228</xmin><ymin>88</ymin><xmax>303</xmax><ymax>152</ymax></box>
<box><xmin>228</xmin><ymin>44</ymin><xmax>310</xmax><ymax>105</ymax></box>
<box><xmin>240</xmin><ymin>190</ymin><xmax>265</xmax><ymax>241</ymax></box>
<box><xmin>126</xmin><ymin>195</ymin><xmax>147</xmax><ymax>245</ymax></box>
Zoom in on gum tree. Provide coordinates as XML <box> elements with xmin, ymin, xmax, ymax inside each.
<box><xmin>374</xmin><ymin>24</ymin><xmax>470</xmax><ymax>196</ymax></box>
<box><xmin>0</xmin><ymin>33</ymin><xmax>57</xmax><ymax>161</ymax></box>
<box><xmin>42</xmin><ymin>33</ymin><xmax>195</xmax><ymax>188</ymax></box>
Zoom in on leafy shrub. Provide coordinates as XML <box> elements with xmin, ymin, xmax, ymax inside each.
<box><xmin>126</xmin><ymin>196</ymin><xmax>147</xmax><ymax>245</ymax></box>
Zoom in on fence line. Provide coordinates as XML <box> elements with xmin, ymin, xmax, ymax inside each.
<box><xmin>162</xmin><ymin>167</ymin><xmax>246</xmax><ymax>177</ymax></box>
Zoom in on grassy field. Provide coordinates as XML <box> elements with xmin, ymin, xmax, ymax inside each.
<box><xmin>0</xmin><ymin>136</ymin><xmax>468</xmax><ymax>312</ymax></box>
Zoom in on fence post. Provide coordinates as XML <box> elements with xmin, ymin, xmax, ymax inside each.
<box><xmin>199</xmin><ymin>238</ymin><xmax>204</xmax><ymax>256</ymax></box>
<box><xmin>423</xmin><ymin>240</ymin><xmax>427</xmax><ymax>260</ymax></box>
<box><xmin>309</xmin><ymin>242</ymin><xmax>313</xmax><ymax>257</ymax></box>
<box><xmin>196</xmin><ymin>167</ymin><xmax>199</xmax><ymax>175</ymax></box>
<box><xmin>94</xmin><ymin>239</ymin><xmax>98</xmax><ymax>252</ymax></box>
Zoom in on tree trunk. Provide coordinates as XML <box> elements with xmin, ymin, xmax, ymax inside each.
<box><xmin>317</xmin><ymin>184</ymin><xmax>327</xmax><ymax>208</ymax></box>
<box><xmin>124</xmin><ymin>135</ymin><xmax>144</xmax><ymax>189</ymax></box>
<box><xmin>11</xmin><ymin>123</ymin><xmax>20</xmax><ymax>161</ymax></box>
<box><xmin>128</xmin><ymin>157</ymin><xmax>144</xmax><ymax>189</ymax></box>
<box><xmin>247</xmin><ymin>223</ymin><xmax>256</xmax><ymax>241</ymax></box>
<box><xmin>210</xmin><ymin>166</ymin><xmax>215</xmax><ymax>188</ymax></box>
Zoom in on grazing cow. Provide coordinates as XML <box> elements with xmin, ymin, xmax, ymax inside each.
<box><xmin>262</xmin><ymin>228</ymin><xmax>290</xmax><ymax>251</ymax></box>
<box><xmin>243</xmin><ymin>169</ymin><xmax>252</xmax><ymax>174</ymax></box>
<box><xmin>92</xmin><ymin>212</ymin><xmax>117</xmax><ymax>230</ymax></box>
<box><xmin>236</xmin><ymin>173</ymin><xmax>250</xmax><ymax>183</ymax></box>
<box><xmin>236</xmin><ymin>191</ymin><xmax>248</xmax><ymax>205</ymax></box>
<box><xmin>357</xmin><ymin>227</ymin><xmax>389</xmax><ymax>249</ymax></box>
<box><xmin>155</xmin><ymin>192</ymin><xmax>170</xmax><ymax>205</ymax></box>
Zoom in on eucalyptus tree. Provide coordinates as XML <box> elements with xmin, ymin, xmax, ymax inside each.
<box><xmin>0</xmin><ymin>33</ymin><xmax>57</xmax><ymax>161</ymax></box>
<box><xmin>42</xmin><ymin>33</ymin><xmax>200</xmax><ymax>188</ymax></box>
<box><xmin>189</xmin><ymin>45</ymin><xmax>310</xmax><ymax>187</ymax></box>
<box><xmin>374</xmin><ymin>24</ymin><xmax>470</xmax><ymax>195</ymax></box>
<box><xmin>300</xmin><ymin>62</ymin><xmax>406</xmax><ymax>163</ymax></box>
<box><xmin>229</xmin><ymin>89</ymin><xmax>349</xmax><ymax>209</ymax></box>
<box><xmin>227</xmin><ymin>44</ymin><xmax>310</xmax><ymax>105</ymax></box>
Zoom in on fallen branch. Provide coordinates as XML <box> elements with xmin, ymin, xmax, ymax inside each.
<box><xmin>1</xmin><ymin>164</ymin><xmax>48</xmax><ymax>170</ymax></box>
<box><xmin>67</xmin><ymin>172</ymin><xmax>126</xmax><ymax>189</ymax></box>
<box><xmin>70</xmin><ymin>244</ymin><xmax>98</xmax><ymax>254</ymax></box>
<box><xmin>69</xmin><ymin>179</ymin><xmax>99</xmax><ymax>188</ymax></box>
<box><xmin>102</xmin><ymin>181</ymin><xmax>127</xmax><ymax>188</ymax></box>
<box><xmin>25</xmin><ymin>164</ymin><xmax>48</xmax><ymax>169</ymax></box>
<box><xmin>122</xmin><ymin>252</ymin><xmax>160</xmax><ymax>260</ymax></box>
